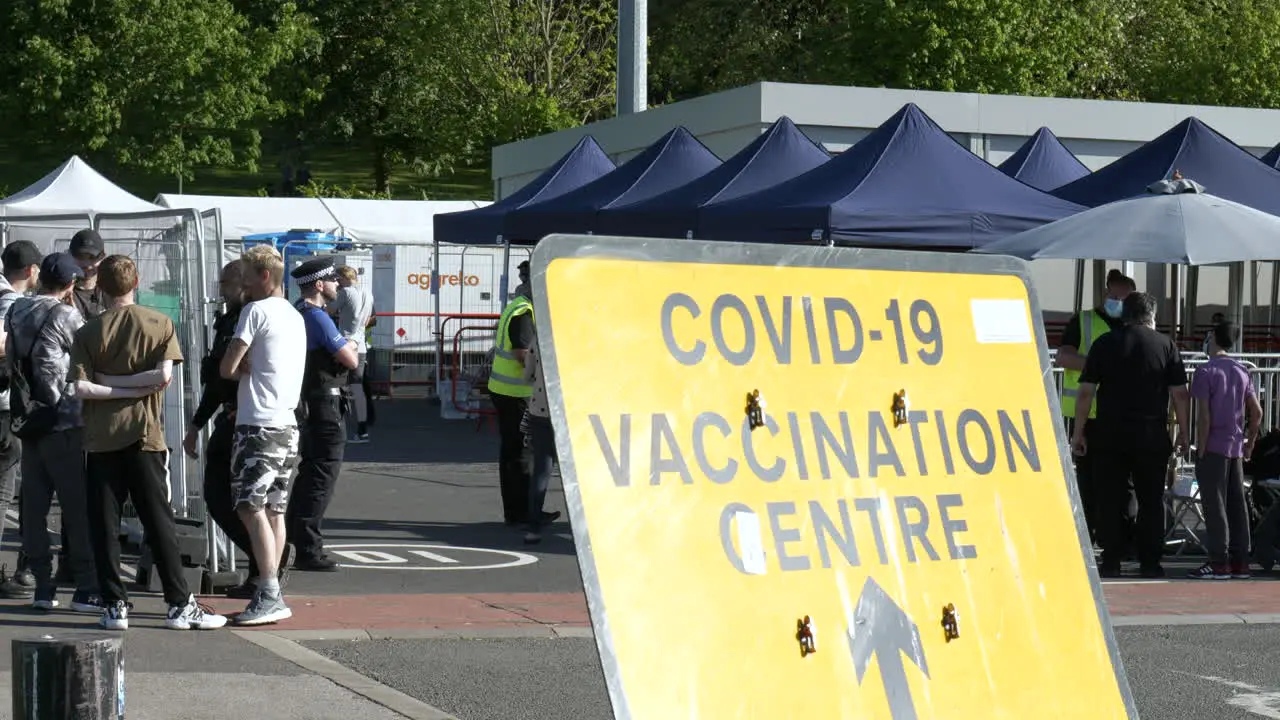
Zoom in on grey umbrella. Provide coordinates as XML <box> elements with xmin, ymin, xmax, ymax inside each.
<box><xmin>974</xmin><ymin>178</ymin><xmax>1280</xmax><ymax>265</ymax></box>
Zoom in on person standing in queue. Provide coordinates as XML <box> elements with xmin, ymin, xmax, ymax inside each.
<box><xmin>68</xmin><ymin>229</ymin><xmax>107</xmax><ymax>321</ymax></box>
<box><xmin>183</xmin><ymin>259</ymin><xmax>284</xmax><ymax>599</ymax></box>
<box><xmin>286</xmin><ymin>257</ymin><xmax>357</xmax><ymax>572</ymax></box>
<box><xmin>219</xmin><ymin>245</ymin><xmax>308</xmax><ymax>625</ymax></box>
<box><xmin>1055</xmin><ymin>269</ymin><xmax>1135</xmax><ymax>542</ymax></box>
<box><xmin>7</xmin><ymin>253</ymin><xmax>100</xmax><ymax>613</ymax></box>
<box><xmin>0</xmin><ymin>241</ymin><xmax>43</xmax><ymax>599</ymax></box>
<box><xmin>331</xmin><ymin>265</ymin><xmax>374</xmax><ymax>443</ymax></box>
<box><xmin>1071</xmin><ymin>292</ymin><xmax>1190</xmax><ymax>579</ymax></box>
<box><xmin>1188</xmin><ymin>321</ymin><xmax>1262</xmax><ymax>580</ymax></box>
<box><xmin>70</xmin><ymin>255</ymin><xmax>227</xmax><ymax>630</ymax></box>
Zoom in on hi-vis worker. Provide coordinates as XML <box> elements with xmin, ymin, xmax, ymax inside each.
<box><xmin>1055</xmin><ymin>269</ymin><xmax>1135</xmax><ymax>539</ymax></box>
<box><xmin>489</xmin><ymin>262</ymin><xmax>536</xmax><ymax>526</ymax></box>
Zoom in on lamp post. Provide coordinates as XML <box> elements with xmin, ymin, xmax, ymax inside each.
<box><xmin>617</xmin><ymin>0</ymin><xmax>647</xmax><ymax>116</ymax></box>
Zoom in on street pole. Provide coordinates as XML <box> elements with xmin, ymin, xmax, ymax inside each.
<box><xmin>617</xmin><ymin>0</ymin><xmax>647</xmax><ymax>116</ymax></box>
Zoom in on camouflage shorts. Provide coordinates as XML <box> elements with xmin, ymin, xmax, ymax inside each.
<box><xmin>230</xmin><ymin>425</ymin><xmax>300</xmax><ymax>513</ymax></box>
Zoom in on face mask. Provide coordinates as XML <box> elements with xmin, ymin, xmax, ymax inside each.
<box><xmin>1103</xmin><ymin>298</ymin><xmax>1123</xmax><ymax>318</ymax></box>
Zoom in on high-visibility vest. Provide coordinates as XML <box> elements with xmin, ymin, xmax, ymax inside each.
<box><xmin>1061</xmin><ymin>309</ymin><xmax>1111</xmax><ymax>419</ymax></box>
<box><xmin>488</xmin><ymin>296</ymin><xmax>534</xmax><ymax>398</ymax></box>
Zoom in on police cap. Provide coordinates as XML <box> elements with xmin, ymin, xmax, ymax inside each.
<box><xmin>291</xmin><ymin>256</ymin><xmax>337</xmax><ymax>285</ymax></box>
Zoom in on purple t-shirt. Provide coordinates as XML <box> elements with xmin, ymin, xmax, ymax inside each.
<box><xmin>1190</xmin><ymin>356</ymin><xmax>1256</xmax><ymax>458</ymax></box>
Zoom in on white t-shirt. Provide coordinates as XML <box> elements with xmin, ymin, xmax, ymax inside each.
<box><xmin>233</xmin><ymin>296</ymin><xmax>307</xmax><ymax>427</ymax></box>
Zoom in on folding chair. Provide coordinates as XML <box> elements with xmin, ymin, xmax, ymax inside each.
<box><xmin>1165</xmin><ymin>455</ymin><xmax>1206</xmax><ymax>555</ymax></box>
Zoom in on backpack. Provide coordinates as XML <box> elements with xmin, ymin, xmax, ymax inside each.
<box><xmin>0</xmin><ymin>288</ymin><xmax>15</xmax><ymax>391</ymax></box>
<box><xmin>10</xmin><ymin>307</ymin><xmax>61</xmax><ymax>439</ymax></box>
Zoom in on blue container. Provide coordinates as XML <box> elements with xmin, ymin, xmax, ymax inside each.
<box><xmin>241</xmin><ymin>229</ymin><xmax>349</xmax><ymax>253</ymax></box>
<box><xmin>242</xmin><ymin>230</ymin><xmax>359</xmax><ymax>302</ymax></box>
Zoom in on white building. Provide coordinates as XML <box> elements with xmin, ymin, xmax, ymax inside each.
<box><xmin>491</xmin><ymin>82</ymin><xmax>1280</xmax><ymax>324</ymax></box>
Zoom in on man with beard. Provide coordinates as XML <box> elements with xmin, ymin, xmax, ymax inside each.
<box><xmin>285</xmin><ymin>257</ymin><xmax>357</xmax><ymax>572</ymax></box>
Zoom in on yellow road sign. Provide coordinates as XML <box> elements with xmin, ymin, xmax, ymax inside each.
<box><xmin>532</xmin><ymin>235</ymin><xmax>1136</xmax><ymax>720</ymax></box>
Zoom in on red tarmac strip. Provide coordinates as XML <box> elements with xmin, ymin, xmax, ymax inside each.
<box><xmin>202</xmin><ymin>581</ymin><xmax>1280</xmax><ymax>632</ymax></box>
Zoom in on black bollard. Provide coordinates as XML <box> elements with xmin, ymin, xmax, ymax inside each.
<box><xmin>12</xmin><ymin>632</ymin><xmax>124</xmax><ymax>720</ymax></box>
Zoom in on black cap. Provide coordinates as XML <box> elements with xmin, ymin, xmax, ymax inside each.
<box><xmin>69</xmin><ymin>229</ymin><xmax>105</xmax><ymax>258</ymax></box>
<box><xmin>41</xmin><ymin>252</ymin><xmax>84</xmax><ymax>286</ymax></box>
<box><xmin>517</xmin><ymin>260</ymin><xmax>530</xmax><ymax>280</ymax></box>
<box><xmin>290</xmin><ymin>256</ymin><xmax>337</xmax><ymax>285</ymax></box>
<box><xmin>1</xmin><ymin>241</ymin><xmax>42</xmax><ymax>272</ymax></box>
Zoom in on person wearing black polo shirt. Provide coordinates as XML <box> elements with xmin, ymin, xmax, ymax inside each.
<box><xmin>1071</xmin><ymin>292</ymin><xmax>1190</xmax><ymax>578</ymax></box>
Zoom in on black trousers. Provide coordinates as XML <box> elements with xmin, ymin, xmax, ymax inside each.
<box><xmin>1065</xmin><ymin>416</ymin><xmax>1099</xmax><ymax>540</ymax></box>
<box><xmin>86</xmin><ymin>444</ymin><xmax>189</xmax><ymax>606</ymax></box>
<box><xmin>287</xmin><ymin>394</ymin><xmax>346</xmax><ymax>561</ymax></box>
<box><xmin>491</xmin><ymin>393</ymin><xmax>530</xmax><ymax>523</ymax></box>
<box><xmin>203</xmin><ymin>414</ymin><xmax>258</xmax><ymax>579</ymax></box>
<box><xmin>1093</xmin><ymin>426</ymin><xmax>1172</xmax><ymax>570</ymax></box>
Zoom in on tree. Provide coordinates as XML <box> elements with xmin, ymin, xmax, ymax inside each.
<box><xmin>649</xmin><ymin>0</ymin><xmax>831</xmax><ymax>104</ymax></box>
<box><xmin>297</xmin><ymin>0</ymin><xmax>616</xmax><ymax>193</ymax></box>
<box><xmin>1121</xmin><ymin>0</ymin><xmax>1280</xmax><ymax>108</ymax></box>
<box><xmin>0</xmin><ymin>0</ymin><xmax>316</xmax><ymax>180</ymax></box>
<box><xmin>809</xmin><ymin>0</ymin><xmax>1129</xmax><ymax>99</ymax></box>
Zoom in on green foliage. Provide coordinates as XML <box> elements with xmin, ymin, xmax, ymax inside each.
<box><xmin>810</xmin><ymin>0</ymin><xmax>1128</xmax><ymax>98</ymax></box>
<box><xmin>0</xmin><ymin>0</ymin><xmax>317</xmax><ymax>180</ymax></box>
<box><xmin>296</xmin><ymin>178</ymin><xmax>392</xmax><ymax>200</ymax></box>
<box><xmin>1122</xmin><ymin>0</ymin><xmax>1280</xmax><ymax>108</ymax></box>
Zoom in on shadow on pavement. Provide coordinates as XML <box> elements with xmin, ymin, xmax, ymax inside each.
<box><xmin>321</xmin><ymin>518</ymin><xmax>577</xmax><ymax>556</ymax></box>
<box><xmin>342</xmin><ymin>400</ymin><xmax>500</xmax><ymax>465</ymax></box>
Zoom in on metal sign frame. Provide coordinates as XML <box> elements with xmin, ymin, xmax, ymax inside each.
<box><xmin>530</xmin><ymin>233</ymin><xmax>1138</xmax><ymax>720</ymax></box>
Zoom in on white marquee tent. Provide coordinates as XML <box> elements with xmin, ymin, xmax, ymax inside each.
<box><xmin>155</xmin><ymin>193</ymin><xmax>490</xmax><ymax>244</ymax></box>
<box><xmin>0</xmin><ymin>155</ymin><xmax>161</xmax><ymax>218</ymax></box>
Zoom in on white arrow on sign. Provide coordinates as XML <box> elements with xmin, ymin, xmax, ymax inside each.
<box><xmin>326</xmin><ymin>543</ymin><xmax>539</xmax><ymax>571</ymax></box>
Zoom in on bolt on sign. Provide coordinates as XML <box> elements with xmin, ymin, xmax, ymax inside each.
<box><xmin>532</xmin><ymin>235</ymin><xmax>1137</xmax><ymax>720</ymax></box>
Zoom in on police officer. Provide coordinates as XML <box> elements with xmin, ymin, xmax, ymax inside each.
<box><xmin>287</xmin><ymin>257</ymin><xmax>358</xmax><ymax>571</ymax></box>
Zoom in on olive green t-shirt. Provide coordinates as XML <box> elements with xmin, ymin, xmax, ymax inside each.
<box><xmin>69</xmin><ymin>304</ymin><xmax>184</xmax><ymax>453</ymax></box>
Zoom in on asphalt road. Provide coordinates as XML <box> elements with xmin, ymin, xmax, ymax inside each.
<box><xmin>306</xmin><ymin>624</ymin><xmax>1280</xmax><ymax>720</ymax></box>
<box><xmin>273</xmin><ymin>398</ymin><xmax>584</xmax><ymax>595</ymax></box>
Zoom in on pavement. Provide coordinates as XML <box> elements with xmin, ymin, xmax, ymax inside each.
<box><xmin>3</xmin><ymin>400</ymin><xmax>1280</xmax><ymax>718</ymax></box>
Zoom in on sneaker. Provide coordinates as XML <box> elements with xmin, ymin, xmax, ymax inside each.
<box><xmin>31</xmin><ymin>587</ymin><xmax>59</xmax><ymax>611</ymax></box>
<box><xmin>224</xmin><ymin>580</ymin><xmax>257</xmax><ymax>600</ymax></box>
<box><xmin>0</xmin><ymin>565</ymin><xmax>34</xmax><ymax>599</ymax></box>
<box><xmin>294</xmin><ymin>555</ymin><xmax>338</xmax><ymax>572</ymax></box>
<box><xmin>348</xmin><ymin>435</ymin><xmax>369</xmax><ymax>444</ymax></box>
<box><xmin>166</xmin><ymin>595</ymin><xmax>228</xmax><ymax>631</ymax></box>
<box><xmin>70</xmin><ymin>591</ymin><xmax>104</xmax><ymax>614</ymax></box>
<box><xmin>234</xmin><ymin>590</ymin><xmax>292</xmax><ymax>626</ymax></box>
<box><xmin>1188</xmin><ymin>563</ymin><xmax>1230</xmax><ymax>580</ymax></box>
<box><xmin>1231</xmin><ymin>563</ymin><xmax>1253</xmax><ymax>580</ymax></box>
<box><xmin>14</xmin><ymin>567</ymin><xmax>35</xmax><ymax>589</ymax></box>
<box><xmin>100</xmin><ymin>601</ymin><xmax>130</xmax><ymax>630</ymax></box>
<box><xmin>523</xmin><ymin>531</ymin><xmax>542</xmax><ymax>545</ymax></box>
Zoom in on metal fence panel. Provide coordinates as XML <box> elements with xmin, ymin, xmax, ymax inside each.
<box><xmin>93</xmin><ymin>211</ymin><xmax>212</xmax><ymax>520</ymax></box>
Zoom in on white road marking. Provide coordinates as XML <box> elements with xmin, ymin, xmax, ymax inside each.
<box><xmin>327</xmin><ymin>543</ymin><xmax>538</xmax><ymax>571</ymax></box>
<box><xmin>1190</xmin><ymin>675</ymin><xmax>1280</xmax><ymax>718</ymax></box>
<box><xmin>408</xmin><ymin>549</ymin><xmax>459</xmax><ymax>564</ymax></box>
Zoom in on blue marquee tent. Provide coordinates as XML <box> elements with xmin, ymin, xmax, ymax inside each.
<box><xmin>592</xmin><ymin>116</ymin><xmax>830</xmax><ymax>238</ymax></box>
<box><xmin>697</xmin><ymin>103</ymin><xmax>1085</xmax><ymax>249</ymax></box>
<box><xmin>503</xmin><ymin>127</ymin><xmax>721</xmax><ymax>243</ymax></box>
<box><xmin>1053</xmin><ymin>118</ymin><xmax>1280</xmax><ymax>216</ymax></box>
<box><xmin>1261</xmin><ymin>142</ymin><xmax>1280</xmax><ymax>170</ymax></box>
<box><xmin>998</xmin><ymin>127</ymin><xmax>1090</xmax><ymax>192</ymax></box>
<box><xmin>433</xmin><ymin>135</ymin><xmax>615</xmax><ymax>244</ymax></box>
